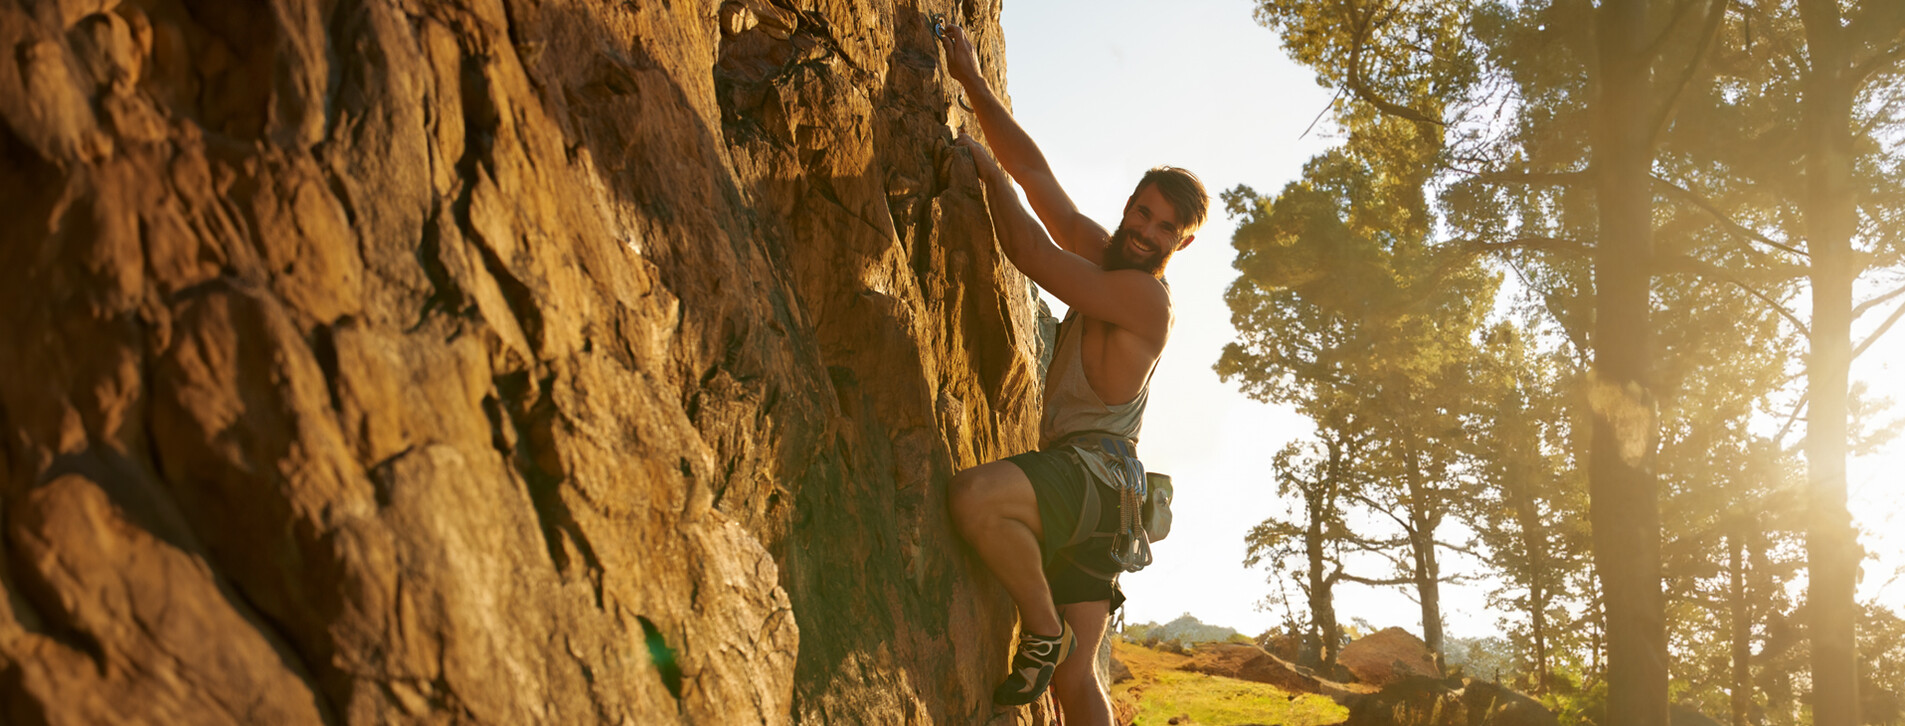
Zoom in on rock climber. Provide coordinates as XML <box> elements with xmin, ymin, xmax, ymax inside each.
<box><xmin>936</xmin><ymin>21</ymin><xmax>1208</xmax><ymax>724</ymax></box>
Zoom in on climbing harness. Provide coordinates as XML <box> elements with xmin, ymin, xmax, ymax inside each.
<box><xmin>1052</xmin><ymin>435</ymin><xmax>1174</xmax><ymax>581</ymax></box>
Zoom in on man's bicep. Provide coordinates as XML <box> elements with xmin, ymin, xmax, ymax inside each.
<box><xmin>1021</xmin><ymin>250</ymin><xmax>1166</xmax><ymax>339</ymax></box>
<box><xmin>1014</xmin><ymin>170</ymin><xmax>1109</xmax><ymax>262</ymax></box>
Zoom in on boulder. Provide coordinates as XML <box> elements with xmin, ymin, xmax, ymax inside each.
<box><xmin>0</xmin><ymin>0</ymin><xmax>1049</xmax><ymax>723</ymax></box>
<box><xmin>1110</xmin><ymin>652</ymin><xmax>1134</xmax><ymax>684</ymax></box>
<box><xmin>1341</xmin><ymin>676</ymin><xmax>1469</xmax><ymax>726</ymax></box>
<box><xmin>1180</xmin><ymin>643</ymin><xmax>1377</xmax><ymax>701</ymax></box>
<box><xmin>1340</xmin><ymin>627</ymin><xmax>1442</xmax><ymax>687</ymax></box>
<box><xmin>1341</xmin><ymin>676</ymin><xmax>1557</xmax><ymax>726</ymax></box>
<box><xmin>1463</xmin><ymin>680</ymin><xmax>1559</xmax><ymax>726</ymax></box>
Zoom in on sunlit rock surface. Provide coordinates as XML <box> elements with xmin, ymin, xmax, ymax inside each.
<box><xmin>0</xmin><ymin>0</ymin><xmax>1053</xmax><ymax>722</ymax></box>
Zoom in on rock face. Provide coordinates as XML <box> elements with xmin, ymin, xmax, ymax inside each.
<box><xmin>0</xmin><ymin>0</ymin><xmax>1052</xmax><ymax>723</ymax></box>
<box><xmin>1340</xmin><ymin>627</ymin><xmax>1441</xmax><ymax>688</ymax></box>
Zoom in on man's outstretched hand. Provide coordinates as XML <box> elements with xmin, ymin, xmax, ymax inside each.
<box><xmin>953</xmin><ymin>131</ymin><xmax>1004</xmax><ymax>184</ymax></box>
<box><xmin>938</xmin><ymin>22</ymin><xmax>983</xmax><ymax>90</ymax></box>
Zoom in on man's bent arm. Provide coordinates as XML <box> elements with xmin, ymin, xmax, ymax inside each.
<box><xmin>960</xmin><ymin>135</ymin><xmax>1169</xmax><ymax>342</ymax></box>
<box><xmin>941</xmin><ymin>25</ymin><xmax>1109</xmax><ymax>263</ymax></box>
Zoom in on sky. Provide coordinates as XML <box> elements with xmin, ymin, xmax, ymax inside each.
<box><xmin>993</xmin><ymin>0</ymin><xmax>1905</xmax><ymax>640</ymax></box>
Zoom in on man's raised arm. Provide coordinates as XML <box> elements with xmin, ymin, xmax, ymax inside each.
<box><xmin>955</xmin><ymin>134</ymin><xmax>1170</xmax><ymax>344</ymax></box>
<box><xmin>940</xmin><ymin>24</ymin><xmax>1110</xmax><ymax>264</ymax></box>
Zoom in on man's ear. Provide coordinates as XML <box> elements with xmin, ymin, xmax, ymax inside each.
<box><xmin>1176</xmin><ymin>234</ymin><xmax>1195</xmax><ymax>251</ymax></box>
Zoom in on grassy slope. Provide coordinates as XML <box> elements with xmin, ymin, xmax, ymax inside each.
<box><xmin>1111</xmin><ymin>641</ymin><xmax>1349</xmax><ymax>726</ymax></box>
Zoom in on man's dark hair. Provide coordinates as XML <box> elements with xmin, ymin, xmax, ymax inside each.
<box><xmin>1136</xmin><ymin>166</ymin><xmax>1209</xmax><ymax>237</ymax></box>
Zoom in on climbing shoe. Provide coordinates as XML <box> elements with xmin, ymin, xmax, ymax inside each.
<box><xmin>992</xmin><ymin>621</ymin><xmax>1074</xmax><ymax>706</ymax></box>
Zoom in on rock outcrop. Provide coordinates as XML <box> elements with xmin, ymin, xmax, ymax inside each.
<box><xmin>1180</xmin><ymin>642</ymin><xmax>1375</xmax><ymax>701</ymax></box>
<box><xmin>0</xmin><ymin>0</ymin><xmax>1052</xmax><ymax>723</ymax></box>
<box><xmin>1340</xmin><ymin>627</ymin><xmax>1441</xmax><ymax>688</ymax></box>
<box><xmin>1338</xmin><ymin>677</ymin><xmax>1559</xmax><ymax>726</ymax></box>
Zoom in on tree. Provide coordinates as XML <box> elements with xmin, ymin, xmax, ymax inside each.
<box><xmin>1467</xmin><ymin>319</ymin><xmax>1593</xmax><ymax>694</ymax></box>
<box><xmin>1789</xmin><ymin>4</ymin><xmax>1905</xmax><ymax>721</ymax></box>
<box><xmin>1247</xmin><ymin>3</ymin><xmax>1905</xmax><ymax>718</ymax></box>
<box><xmin>1245</xmin><ymin>432</ymin><xmax>1372</xmax><ymax>669</ymax></box>
<box><xmin>1221</xmin><ymin>122</ymin><xmax>1499</xmax><ymax>660</ymax></box>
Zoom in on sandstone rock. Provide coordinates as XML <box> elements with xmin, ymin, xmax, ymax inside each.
<box><xmin>1340</xmin><ymin>627</ymin><xmax>1441</xmax><ymax>687</ymax></box>
<box><xmin>1462</xmin><ymin>680</ymin><xmax>1558</xmax><ymax>726</ymax></box>
<box><xmin>1340</xmin><ymin>676</ymin><xmax>1468</xmax><ymax>726</ymax></box>
<box><xmin>1180</xmin><ymin>642</ymin><xmax>1376</xmax><ymax>701</ymax></box>
<box><xmin>0</xmin><ymin>0</ymin><xmax>1045</xmax><ymax>723</ymax></box>
<box><xmin>1339</xmin><ymin>677</ymin><xmax>1556</xmax><ymax>726</ymax></box>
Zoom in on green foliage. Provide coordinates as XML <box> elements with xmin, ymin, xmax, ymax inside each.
<box><xmin>1444</xmin><ymin>635</ymin><xmax>1517</xmax><ymax>682</ymax></box>
<box><xmin>1239</xmin><ymin>0</ymin><xmax>1905</xmax><ymax>717</ymax></box>
<box><xmin>1544</xmin><ymin>671</ymin><xmax>1608</xmax><ymax>726</ymax></box>
<box><xmin>1222</xmin><ymin>109</ymin><xmax>1503</xmax><ymax>658</ymax></box>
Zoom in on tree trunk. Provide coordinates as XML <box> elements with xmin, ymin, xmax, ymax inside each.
<box><xmin>1307</xmin><ymin>491</ymin><xmax>1339</xmax><ymax>666</ymax></box>
<box><xmin>1589</xmin><ymin>0</ymin><xmax>1669</xmax><ymax>723</ymax></box>
<box><xmin>1403</xmin><ymin>441</ymin><xmax>1445</xmax><ymax>660</ymax></box>
<box><xmin>1413</xmin><ymin>528</ymin><xmax>1443</xmax><ymax>662</ymax></box>
<box><xmin>1729</xmin><ymin>519</ymin><xmax>1752</xmax><ymax>726</ymax></box>
<box><xmin>1796</xmin><ymin>1</ymin><xmax>1861</xmax><ymax>723</ymax></box>
<box><xmin>1509</xmin><ymin>466</ymin><xmax>1553</xmax><ymax>693</ymax></box>
<box><xmin>1310</xmin><ymin>436</ymin><xmax>1347</xmax><ymax>667</ymax></box>
<box><xmin>1530</xmin><ymin>556</ymin><xmax>1551</xmax><ymax>693</ymax></box>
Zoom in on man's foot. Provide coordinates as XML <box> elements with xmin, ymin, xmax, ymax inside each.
<box><xmin>992</xmin><ymin>621</ymin><xmax>1075</xmax><ymax>706</ymax></box>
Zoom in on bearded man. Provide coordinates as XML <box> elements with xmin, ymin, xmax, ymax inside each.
<box><xmin>938</xmin><ymin>22</ymin><xmax>1209</xmax><ymax>724</ymax></box>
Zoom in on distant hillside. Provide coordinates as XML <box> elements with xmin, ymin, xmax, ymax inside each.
<box><xmin>1124</xmin><ymin>613</ymin><xmax>1249</xmax><ymax>648</ymax></box>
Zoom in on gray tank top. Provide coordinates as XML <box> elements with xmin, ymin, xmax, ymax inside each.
<box><xmin>1038</xmin><ymin>311</ymin><xmax>1157</xmax><ymax>449</ymax></box>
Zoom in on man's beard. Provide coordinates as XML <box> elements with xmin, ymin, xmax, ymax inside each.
<box><xmin>1102</xmin><ymin>226</ymin><xmax>1174</xmax><ymax>276</ymax></box>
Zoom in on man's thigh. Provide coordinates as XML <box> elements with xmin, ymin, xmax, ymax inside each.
<box><xmin>950</xmin><ymin>459</ymin><xmax>1044</xmax><ymax>541</ymax></box>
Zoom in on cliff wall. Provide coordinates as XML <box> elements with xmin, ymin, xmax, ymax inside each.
<box><xmin>0</xmin><ymin>0</ymin><xmax>1052</xmax><ymax>722</ymax></box>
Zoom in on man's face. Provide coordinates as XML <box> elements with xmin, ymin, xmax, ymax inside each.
<box><xmin>1104</xmin><ymin>183</ymin><xmax>1191</xmax><ymax>276</ymax></box>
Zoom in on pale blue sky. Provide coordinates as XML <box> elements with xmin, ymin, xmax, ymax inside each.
<box><xmin>995</xmin><ymin>0</ymin><xmax>1905</xmax><ymax>639</ymax></box>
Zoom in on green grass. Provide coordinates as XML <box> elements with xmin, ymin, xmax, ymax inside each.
<box><xmin>1126</xmin><ymin>670</ymin><xmax>1347</xmax><ymax>726</ymax></box>
<box><xmin>1112</xmin><ymin>641</ymin><xmax>1348</xmax><ymax>726</ymax></box>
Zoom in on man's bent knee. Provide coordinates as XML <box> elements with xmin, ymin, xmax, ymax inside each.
<box><xmin>947</xmin><ymin>461</ymin><xmax>1043</xmax><ymax>541</ymax></box>
<box><xmin>948</xmin><ymin>467</ymin><xmax>987</xmax><ymax>531</ymax></box>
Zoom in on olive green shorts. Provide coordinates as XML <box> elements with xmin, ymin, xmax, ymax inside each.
<box><xmin>1004</xmin><ymin>448</ymin><xmax>1127</xmax><ymax>612</ymax></box>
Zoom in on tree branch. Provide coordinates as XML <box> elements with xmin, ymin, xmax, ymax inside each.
<box><xmin>1473</xmin><ymin>170</ymin><xmax>1590</xmax><ymax>186</ymax></box>
<box><xmin>1854</xmin><ymin>283</ymin><xmax>1905</xmax><ymax>318</ymax></box>
<box><xmin>1656</xmin><ymin>254</ymin><xmax>1810</xmax><ymax>335</ymax></box>
<box><xmin>1454</xmin><ymin>236</ymin><xmax>1591</xmax><ymax>259</ymax></box>
<box><xmin>1775</xmin><ymin>395</ymin><xmax>1809</xmax><ymax>447</ymax></box>
<box><xmin>1853</xmin><ymin>297</ymin><xmax>1905</xmax><ymax>360</ymax></box>
<box><xmin>1302</xmin><ymin>86</ymin><xmax>1347</xmax><ymax>140</ymax></box>
<box><xmin>1852</xmin><ymin>42</ymin><xmax>1905</xmax><ymax>88</ymax></box>
<box><xmin>1337</xmin><ymin>572</ymin><xmax>1419</xmax><ymax>588</ymax></box>
<box><xmin>1435</xmin><ymin>539</ymin><xmax>1487</xmax><ymax>560</ymax></box>
<box><xmin>1641</xmin><ymin>0</ymin><xmax>1710</xmax><ymax>62</ymax></box>
<box><xmin>1650</xmin><ymin>0</ymin><xmax>1731</xmax><ymax>147</ymax></box>
<box><xmin>1652</xmin><ymin>175</ymin><xmax>1809</xmax><ymax>257</ymax></box>
<box><xmin>1344</xmin><ymin>490</ymin><xmax>1417</xmax><ymax>535</ymax></box>
<box><xmin>1344</xmin><ymin>0</ymin><xmax>1447</xmax><ymax>127</ymax></box>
